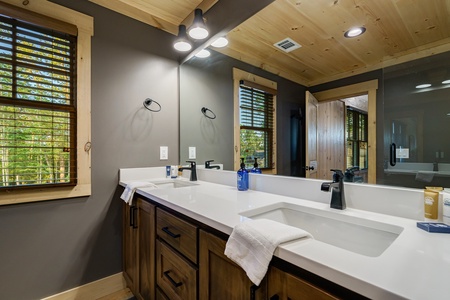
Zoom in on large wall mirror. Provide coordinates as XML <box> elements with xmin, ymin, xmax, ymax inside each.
<box><xmin>180</xmin><ymin>0</ymin><xmax>450</xmax><ymax>190</ymax></box>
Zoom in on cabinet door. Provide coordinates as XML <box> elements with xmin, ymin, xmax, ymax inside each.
<box><xmin>123</xmin><ymin>202</ymin><xmax>137</xmax><ymax>292</ymax></box>
<box><xmin>268</xmin><ymin>266</ymin><xmax>337</xmax><ymax>300</ymax></box>
<box><xmin>199</xmin><ymin>230</ymin><xmax>266</xmax><ymax>300</ymax></box>
<box><xmin>136</xmin><ymin>198</ymin><xmax>156</xmax><ymax>300</ymax></box>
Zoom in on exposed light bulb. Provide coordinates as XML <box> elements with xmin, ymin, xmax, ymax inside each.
<box><xmin>211</xmin><ymin>37</ymin><xmax>228</xmax><ymax>48</ymax></box>
<box><xmin>189</xmin><ymin>27</ymin><xmax>208</xmax><ymax>39</ymax></box>
<box><xmin>173</xmin><ymin>25</ymin><xmax>192</xmax><ymax>52</ymax></box>
<box><xmin>188</xmin><ymin>9</ymin><xmax>209</xmax><ymax>40</ymax></box>
<box><xmin>442</xmin><ymin>79</ymin><xmax>450</xmax><ymax>84</ymax></box>
<box><xmin>195</xmin><ymin>49</ymin><xmax>210</xmax><ymax>58</ymax></box>
<box><xmin>174</xmin><ymin>41</ymin><xmax>192</xmax><ymax>52</ymax></box>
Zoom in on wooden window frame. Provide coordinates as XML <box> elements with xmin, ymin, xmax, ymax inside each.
<box><xmin>233</xmin><ymin>68</ymin><xmax>277</xmax><ymax>174</ymax></box>
<box><xmin>346</xmin><ymin>108</ymin><xmax>368</xmax><ymax>169</ymax></box>
<box><xmin>0</xmin><ymin>0</ymin><xmax>93</xmax><ymax>205</ymax></box>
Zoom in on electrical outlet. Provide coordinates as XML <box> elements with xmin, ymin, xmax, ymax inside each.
<box><xmin>160</xmin><ymin>146</ymin><xmax>168</xmax><ymax>160</ymax></box>
<box><xmin>189</xmin><ymin>147</ymin><xmax>196</xmax><ymax>159</ymax></box>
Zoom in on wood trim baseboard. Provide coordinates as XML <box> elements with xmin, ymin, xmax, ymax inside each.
<box><xmin>41</xmin><ymin>272</ymin><xmax>126</xmax><ymax>300</ymax></box>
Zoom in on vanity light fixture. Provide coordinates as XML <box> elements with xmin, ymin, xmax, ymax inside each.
<box><xmin>344</xmin><ymin>26</ymin><xmax>366</xmax><ymax>38</ymax></box>
<box><xmin>195</xmin><ymin>49</ymin><xmax>210</xmax><ymax>58</ymax></box>
<box><xmin>188</xmin><ymin>9</ymin><xmax>209</xmax><ymax>40</ymax></box>
<box><xmin>211</xmin><ymin>37</ymin><xmax>229</xmax><ymax>48</ymax></box>
<box><xmin>415</xmin><ymin>83</ymin><xmax>432</xmax><ymax>89</ymax></box>
<box><xmin>173</xmin><ymin>25</ymin><xmax>192</xmax><ymax>52</ymax></box>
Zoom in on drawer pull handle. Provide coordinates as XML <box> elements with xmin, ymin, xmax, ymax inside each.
<box><xmin>163</xmin><ymin>270</ymin><xmax>183</xmax><ymax>288</ymax></box>
<box><xmin>162</xmin><ymin>226</ymin><xmax>181</xmax><ymax>238</ymax></box>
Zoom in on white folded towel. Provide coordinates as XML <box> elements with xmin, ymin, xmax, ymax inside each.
<box><xmin>120</xmin><ymin>181</ymin><xmax>157</xmax><ymax>205</ymax></box>
<box><xmin>224</xmin><ymin>219</ymin><xmax>312</xmax><ymax>286</ymax></box>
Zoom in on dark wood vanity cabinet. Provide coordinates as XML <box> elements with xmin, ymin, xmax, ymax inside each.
<box><xmin>123</xmin><ymin>196</ymin><xmax>362</xmax><ymax>300</ymax></box>
<box><xmin>123</xmin><ymin>198</ymin><xmax>156</xmax><ymax>300</ymax></box>
<box><xmin>268</xmin><ymin>266</ymin><xmax>338</xmax><ymax>300</ymax></box>
<box><xmin>156</xmin><ymin>207</ymin><xmax>198</xmax><ymax>300</ymax></box>
<box><xmin>199</xmin><ymin>230</ymin><xmax>267</xmax><ymax>300</ymax></box>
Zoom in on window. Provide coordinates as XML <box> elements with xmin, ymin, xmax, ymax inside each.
<box><xmin>239</xmin><ymin>80</ymin><xmax>275</xmax><ymax>169</ymax></box>
<box><xmin>0</xmin><ymin>15</ymin><xmax>77</xmax><ymax>189</ymax></box>
<box><xmin>233</xmin><ymin>68</ymin><xmax>277</xmax><ymax>173</ymax></box>
<box><xmin>346</xmin><ymin>107</ymin><xmax>368</xmax><ymax>169</ymax></box>
<box><xmin>0</xmin><ymin>0</ymin><xmax>93</xmax><ymax>205</ymax></box>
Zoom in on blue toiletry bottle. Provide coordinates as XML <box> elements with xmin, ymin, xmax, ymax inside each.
<box><xmin>251</xmin><ymin>158</ymin><xmax>262</xmax><ymax>174</ymax></box>
<box><xmin>237</xmin><ymin>158</ymin><xmax>249</xmax><ymax>191</ymax></box>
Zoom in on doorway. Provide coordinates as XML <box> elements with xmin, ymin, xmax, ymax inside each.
<box><xmin>312</xmin><ymin>79</ymin><xmax>378</xmax><ymax>184</ymax></box>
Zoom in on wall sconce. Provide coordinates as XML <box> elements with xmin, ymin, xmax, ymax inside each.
<box><xmin>188</xmin><ymin>9</ymin><xmax>209</xmax><ymax>40</ymax></box>
<box><xmin>173</xmin><ymin>25</ymin><xmax>192</xmax><ymax>52</ymax></box>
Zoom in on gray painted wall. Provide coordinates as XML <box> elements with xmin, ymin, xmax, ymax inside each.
<box><xmin>180</xmin><ymin>51</ymin><xmax>306</xmax><ymax>175</ymax></box>
<box><xmin>0</xmin><ymin>1</ymin><xmax>180</xmax><ymax>299</ymax></box>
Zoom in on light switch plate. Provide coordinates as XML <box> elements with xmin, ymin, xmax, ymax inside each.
<box><xmin>189</xmin><ymin>147</ymin><xmax>196</xmax><ymax>159</ymax></box>
<box><xmin>160</xmin><ymin>146</ymin><xmax>168</xmax><ymax>160</ymax></box>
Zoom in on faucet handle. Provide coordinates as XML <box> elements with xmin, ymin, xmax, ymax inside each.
<box><xmin>186</xmin><ymin>160</ymin><xmax>196</xmax><ymax>168</ymax></box>
<box><xmin>205</xmin><ymin>160</ymin><xmax>214</xmax><ymax>168</ymax></box>
<box><xmin>330</xmin><ymin>169</ymin><xmax>344</xmax><ymax>182</ymax></box>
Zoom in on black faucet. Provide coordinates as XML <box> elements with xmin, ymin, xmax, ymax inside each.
<box><xmin>178</xmin><ymin>161</ymin><xmax>197</xmax><ymax>181</ymax></box>
<box><xmin>205</xmin><ymin>160</ymin><xmax>220</xmax><ymax>169</ymax></box>
<box><xmin>321</xmin><ymin>169</ymin><xmax>346</xmax><ymax>210</ymax></box>
<box><xmin>344</xmin><ymin>166</ymin><xmax>359</xmax><ymax>182</ymax></box>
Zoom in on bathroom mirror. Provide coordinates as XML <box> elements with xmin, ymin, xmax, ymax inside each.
<box><xmin>180</xmin><ymin>1</ymin><xmax>450</xmax><ymax>190</ymax></box>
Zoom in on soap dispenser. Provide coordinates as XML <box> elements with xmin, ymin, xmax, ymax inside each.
<box><xmin>237</xmin><ymin>158</ymin><xmax>249</xmax><ymax>191</ymax></box>
<box><xmin>250</xmin><ymin>157</ymin><xmax>262</xmax><ymax>174</ymax></box>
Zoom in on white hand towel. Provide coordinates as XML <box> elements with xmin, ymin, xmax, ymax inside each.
<box><xmin>224</xmin><ymin>219</ymin><xmax>312</xmax><ymax>286</ymax></box>
<box><xmin>120</xmin><ymin>181</ymin><xmax>157</xmax><ymax>205</ymax></box>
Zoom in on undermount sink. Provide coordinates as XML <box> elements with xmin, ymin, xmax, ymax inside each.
<box><xmin>240</xmin><ymin>202</ymin><xmax>403</xmax><ymax>257</ymax></box>
<box><xmin>150</xmin><ymin>180</ymin><xmax>198</xmax><ymax>189</ymax></box>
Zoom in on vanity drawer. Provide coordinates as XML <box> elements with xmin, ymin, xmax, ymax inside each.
<box><xmin>156</xmin><ymin>208</ymin><xmax>198</xmax><ymax>263</ymax></box>
<box><xmin>156</xmin><ymin>240</ymin><xmax>197</xmax><ymax>300</ymax></box>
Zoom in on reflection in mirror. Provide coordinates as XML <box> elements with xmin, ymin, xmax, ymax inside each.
<box><xmin>381</xmin><ymin>51</ymin><xmax>450</xmax><ymax>189</ymax></box>
<box><xmin>180</xmin><ymin>51</ymin><xmax>306</xmax><ymax>174</ymax></box>
<box><xmin>181</xmin><ymin>49</ymin><xmax>450</xmax><ymax>189</ymax></box>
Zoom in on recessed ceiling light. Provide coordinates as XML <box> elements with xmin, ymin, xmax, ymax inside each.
<box><xmin>211</xmin><ymin>37</ymin><xmax>228</xmax><ymax>48</ymax></box>
<box><xmin>442</xmin><ymin>79</ymin><xmax>450</xmax><ymax>84</ymax></box>
<box><xmin>344</xmin><ymin>27</ymin><xmax>366</xmax><ymax>38</ymax></box>
<box><xmin>415</xmin><ymin>83</ymin><xmax>432</xmax><ymax>89</ymax></box>
<box><xmin>195</xmin><ymin>49</ymin><xmax>210</xmax><ymax>58</ymax></box>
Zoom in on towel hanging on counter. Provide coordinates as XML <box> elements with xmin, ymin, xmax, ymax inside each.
<box><xmin>121</xmin><ymin>181</ymin><xmax>157</xmax><ymax>205</ymax></box>
<box><xmin>224</xmin><ymin>219</ymin><xmax>313</xmax><ymax>286</ymax></box>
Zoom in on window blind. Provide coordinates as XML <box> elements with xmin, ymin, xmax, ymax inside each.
<box><xmin>239</xmin><ymin>80</ymin><xmax>274</xmax><ymax>169</ymax></box>
<box><xmin>0</xmin><ymin>14</ymin><xmax>77</xmax><ymax>189</ymax></box>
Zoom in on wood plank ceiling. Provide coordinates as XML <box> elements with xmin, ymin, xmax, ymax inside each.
<box><xmin>89</xmin><ymin>0</ymin><xmax>450</xmax><ymax>87</ymax></box>
<box><xmin>88</xmin><ymin>0</ymin><xmax>218</xmax><ymax>35</ymax></box>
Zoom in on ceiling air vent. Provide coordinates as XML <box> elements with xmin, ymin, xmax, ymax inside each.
<box><xmin>273</xmin><ymin>37</ymin><xmax>302</xmax><ymax>53</ymax></box>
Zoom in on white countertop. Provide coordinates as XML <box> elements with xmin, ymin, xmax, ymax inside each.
<box><xmin>120</xmin><ymin>172</ymin><xmax>450</xmax><ymax>300</ymax></box>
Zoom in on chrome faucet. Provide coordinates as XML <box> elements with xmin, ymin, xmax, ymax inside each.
<box><xmin>205</xmin><ymin>160</ymin><xmax>220</xmax><ymax>169</ymax></box>
<box><xmin>321</xmin><ymin>169</ymin><xmax>346</xmax><ymax>210</ymax></box>
<box><xmin>178</xmin><ymin>161</ymin><xmax>197</xmax><ymax>181</ymax></box>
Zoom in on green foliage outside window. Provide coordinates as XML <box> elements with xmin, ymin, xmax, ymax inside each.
<box><xmin>0</xmin><ymin>16</ymin><xmax>76</xmax><ymax>188</ymax></box>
